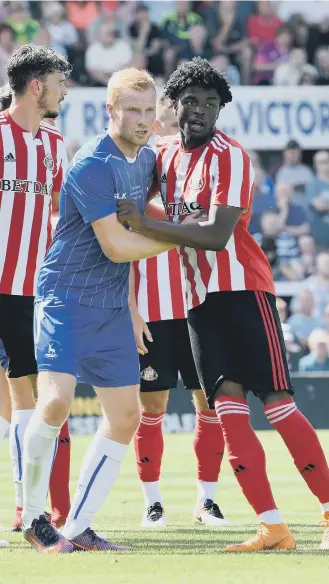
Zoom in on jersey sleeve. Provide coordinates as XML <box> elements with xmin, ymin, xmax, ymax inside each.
<box><xmin>210</xmin><ymin>147</ymin><xmax>254</xmax><ymax>211</ymax></box>
<box><xmin>67</xmin><ymin>156</ymin><xmax>117</xmax><ymax>224</ymax></box>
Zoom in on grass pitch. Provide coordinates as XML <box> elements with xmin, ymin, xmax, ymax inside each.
<box><xmin>1</xmin><ymin>431</ymin><xmax>329</xmax><ymax>584</ymax></box>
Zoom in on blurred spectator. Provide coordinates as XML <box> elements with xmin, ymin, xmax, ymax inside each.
<box><xmin>87</xmin><ymin>2</ymin><xmax>126</xmax><ymax>44</ymax></box>
<box><xmin>298</xmin><ymin>63</ymin><xmax>319</xmax><ymax>85</ymax></box>
<box><xmin>43</xmin><ymin>1</ymin><xmax>79</xmax><ymax>58</ymax></box>
<box><xmin>85</xmin><ymin>21</ymin><xmax>133</xmax><ymax>86</ymax></box>
<box><xmin>273</xmin><ymin>47</ymin><xmax>307</xmax><ymax>85</ymax></box>
<box><xmin>292</xmin><ymin>253</ymin><xmax>329</xmax><ymax>318</ymax></box>
<box><xmin>161</xmin><ymin>0</ymin><xmax>203</xmax><ymax>76</ymax></box>
<box><xmin>66</xmin><ymin>1</ymin><xmax>99</xmax><ymax>33</ymax></box>
<box><xmin>6</xmin><ymin>1</ymin><xmax>39</xmax><ymax>44</ymax></box>
<box><xmin>145</xmin><ymin>1</ymin><xmax>175</xmax><ymax>25</ymax></box>
<box><xmin>211</xmin><ymin>53</ymin><xmax>240</xmax><ymax>87</ymax></box>
<box><xmin>277</xmin><ymin>296</ymin><xmax>304</xmax><ymax>370</ymax></box>
<box><xmin>129</xmin><ymin>2</ymin><xmax>164</xmax><ymax>78</ymax></box>
<box><xmin>0</xmin><ymin>24</ymin><xmax>15</xmax><ymax>86</ymax></box>
<box><xmin>307</xmin><ymin>18</ymin><xmax>329</xmax><ymax>63</ymax></box>
<box><xmin>248</xmin><ymin>151</ymin><xmax>275</xmax><ymax>233</ymax></box>
<box><xmin>299</xmin><ymin>235</ymin><xmax>317</xmax><ymax>278</ymax></box>
<box><xmin>298</xmin><ymin>329</ymin><xmax>329</xmax><ymax>372</ymax></box>
<box><xmin>177</xmin><ymin>23</ymin><xmax>213</xmax><ymax>66</ymax></box>
<box><xmin>315</xmin><ymin>46</ymin><xmax>329</xmax><ymax>85</ymax></box>
<box><xmin>254</xmin><ymin>211</ymin><xmax>303</xmax><ymax>281</ymax></box>
<box><xmin>275</xmin><ymin>182</ymin><xmax>310</xmax><ymax>237</ymax></box>
<box><xmin>305</xmin><ymin>151</ymin><xmax>329</xmax><ymax>247</ymax></box>
<box><xmin>205</xmin><ymin>1</ymin><xmax>252</xmax><ymax>85</ymax></box>
<box><xmin>33</xmin><ymin>26</ymin><xmax>64</xmax><ymax>55</ymax></box>
<box><xmin>287</xmin><ymin>290</ymin><xmax>325</xmax><ymax>348</ymax></box>
<box><xmin>252</xmin><ymin>25</ymin><xmax>292</xmax><ymax>85</ymax></box>
<box><xmin>275</xmin><ymin>140</ymin><xmax>314</xmax><ymax>199</ymax></box>
<box><xmin>247</xmin><ymin>1</ymin><xmax>282</xmax><ymax>46</ymax></box>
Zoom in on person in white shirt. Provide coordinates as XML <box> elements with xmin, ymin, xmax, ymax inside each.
<box><xmin>86</xmin><ymin>22</ymin><xmax>133</xmax><ymax>86</ymax></box>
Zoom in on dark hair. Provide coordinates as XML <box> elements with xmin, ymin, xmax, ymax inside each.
<box><xmin>0</xmin><ymin>84</ymin><xmax>12</xmax><ymax>111</ymax></box>
<box><xmin>163</xmin><ymin>57</ymin><xmax>232</xmax><ymax>107</ymax></box>
<box><xmin>6</xmin><ymin>44</ymin><xmax>72</xmax><ymax>95</ymax></box>
<box><xmin>0</xmin><ymin>24</ymin><xmax>14</xmax><ymax>37</ymax></box>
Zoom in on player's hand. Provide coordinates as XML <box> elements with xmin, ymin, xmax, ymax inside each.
<box><xmin>117</xmin><ymin>199</ymin><xmax>143</xmax><ymax>230</ymax></box>
<box><xmin>131</xmin><ymin>310</ymin><xmax>153</xmax><ymax>355</ymax></box>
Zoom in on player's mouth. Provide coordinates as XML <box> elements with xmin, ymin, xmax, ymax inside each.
<box><xmin>135</xmin><ymin>129</ymin><xmax>148</xmax><ymax>138</ymax></box>
<box><xmin>189</xmin><ymin>118</ymin><xmax>206</xmax><ymax>132</ymax></box>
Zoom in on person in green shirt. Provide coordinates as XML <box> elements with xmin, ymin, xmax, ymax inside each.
<box><xmin>6</xmin><ymin>2</ymin><xmax>39</xmax><ymax>45</ymax></box>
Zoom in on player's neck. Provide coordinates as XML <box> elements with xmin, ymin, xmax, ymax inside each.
<box><xmin>108</xmin><ymin>128</ymin><xmax>139</xmax><ymax>159</ymax></box>
<box><xmin>9</xmin><ymin>97</ymin><xmax>43</xmax><ymax>137</ymax></box>
<box><xmin>180</xmin><ymin>130</ymin><xmax>214</xmax><ymax>151</ymax></box>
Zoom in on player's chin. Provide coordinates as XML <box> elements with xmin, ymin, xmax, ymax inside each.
<box><xmin>133</xmin><ymin>131</ymin><xmax>151</xmax><ymax>145</ymax></box>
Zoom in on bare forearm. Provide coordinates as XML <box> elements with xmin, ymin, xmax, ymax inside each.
<box><xmin>111</xmin><ymin>229</ymin><xmax>176</xmax><ymax>262</ymax></box>
<box><xmin>128</xmin><ymin>265</ymin><xmax>138</xmax><ymax>312</ymax></box>
<box><xmin>138</xmin><ymin>215</ymin><xmax>225</xmax><ymax>251</ymax></box>
<box><xmin>286</xmin><ymin>224</ymin><xmax>310</xmax><ymax>237</ymax></box>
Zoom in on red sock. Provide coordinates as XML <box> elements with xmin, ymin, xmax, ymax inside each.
<box><xmin>49</xmin><ymin>420</ymin><xmax>71</xmax><ymax>527</ymax></box>
<box><xmin>265</xmin><ymin>398</ymin><xmax>329</xmax><ymax>503</ymax></box>
<box><xmin>194</xmin><ymin>411</ymin><xmax>224</xmax><ymax>481</ymax></box>
<box><xmin>215</xmin><ymin>396</ymin><xmax>277</xmax><ymax>514</ymax></box>
<box><xmin>134</xmin><ymin>412</ymin><xmax>165</xmax><ymax>482</ymax></box>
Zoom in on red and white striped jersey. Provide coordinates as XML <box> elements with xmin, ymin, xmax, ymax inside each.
<box><xmin>0</xmin><ymin>111</ymin><xmax>67</xmax><ymax>296</ymax></box>
<box><xmin>156</xmin><ymin>128</ymin><xmax>275</xmax><ymax>309</ymax></box>
<box><xmin>133</xmin><ymin>249</ymin><xmax>187</xmax><ymax>322</ymax></box>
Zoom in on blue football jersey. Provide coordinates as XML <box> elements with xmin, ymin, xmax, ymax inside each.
<box><xmin>37</xmin><ymin>132</ymin><xmax>155</xmax><ymax>308</ymax></box>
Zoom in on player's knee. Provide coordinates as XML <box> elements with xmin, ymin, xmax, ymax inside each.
<box><xmin>192</xmin><ymin>389</ymin><xmax>209</xmax><ymax>412</ymax></box>
<box><xmin>261</xmin><ymin>390</ymin><xmax>294</xmax><ymax>406</ymax></box>
<box><xmin>40</xmin><ymin>395</ymin><xmax>71</xmax><ymax>427</ymax></box>
<box><xmin>110</xmin><ymin>404</ymin><xmax>141</xmax><ymax>437</ymax></box>
<box><xmin>140</xmin><ymin>390</ymin><xmax>169</xmax><ymax>414</ymax></box>
<box><xmin>214</xmin><ymin>380</ymin><xmax>246</xmax><ymax>401</ymax></box>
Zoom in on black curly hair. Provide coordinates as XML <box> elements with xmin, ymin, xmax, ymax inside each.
<box><xmin>163</xmin><ymin>57</ymin><xmax>232</xmax><ymax>107</ymax></box>
<box><xmin>6</xmin><ymin>44</ymin><xmax>72</xmax><ymax>96</ymax></box>
<box><xmin>0</xmin><ymin>84</ymin><xmax>12</xmax><ymax>111</ymax></box>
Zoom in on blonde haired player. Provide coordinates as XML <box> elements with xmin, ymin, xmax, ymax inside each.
<box><xmin>130</xmin><ymin>95</ymin><xmax>228</xmax><ymax>528</ymax></box>
<box><xmin>22</xmin><ymin>68</ymin><xmax>178</xmax><ymax>553</ymax></box>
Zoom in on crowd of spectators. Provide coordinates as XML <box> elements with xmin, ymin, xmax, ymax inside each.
<box><xmin>0</xmin><ymin>0</ymin><xmax>328</xmax><ymax>371</ymax></box>
<box><xmin>0</xmin><ymin>0</ymin><xmax>329</xmax><ymax>86</ymax></box>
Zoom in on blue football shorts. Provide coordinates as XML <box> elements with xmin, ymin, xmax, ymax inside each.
<box><xmin>34</xmin><ymin>298</ymin><xmax>140</xmax><ymax>387</ymax></box>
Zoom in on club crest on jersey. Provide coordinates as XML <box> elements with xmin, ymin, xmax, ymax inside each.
<box><xmin>189</xmin><ymin>177</ymin><xmax>204</xmax><ymax>190</ymax></box>
<box><xmin>140</xmin><ymin>366</ymin><xmax>158</xmax><ymax>382</ymax></box>
<box><xmin>44</xmin><ymin>153</ymin><xmax>54</xmax><ymax>171</ymax></box>
<box><xmin>45</xmin><ymin>341</ymin><xmax>59</xmax><ymax>359</ymax></box>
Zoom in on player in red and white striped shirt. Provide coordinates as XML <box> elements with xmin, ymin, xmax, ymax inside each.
<box><xmin>0</xmin><ymin>46</ymin><xmax>71</xmax><ymax>535</ymax></box>
<box><xmin>131</xmin><ymin>95</ymin><xmax>227</xmax><ymax>528</ymax></box>
<box><xmin>119</xmin><ymin>58</ymin><xmax>329</xmax><ymax>551</ymax></box>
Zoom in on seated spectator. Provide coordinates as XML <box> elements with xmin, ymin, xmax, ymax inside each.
<box><xmin>247</xmin><ymin>1</ymin><xmax>282</xmax><ymax>46</ymax></box>
<box><xmin>298</xmin><ymin>329</ymin><xmax>329</xmax><ymax>372</ymax></box>
<box><xmin>299</xmin><ymin>234</ymin><xmax>317</xmax><ymax>278</ymax></box>
<box><xmin>85</xmin><ymin>22</ymin><xmax>133</xmax><ymax>86</ymax></box>
<box><xmin>0</xmin><ymin>24</ymin><xmax>15</xmax><ymax>86</ymax></box>
<box><xmin>252</xmin><ymin>25</ymin><xmax>292</xmax><ymax>85</ymax></box>
<box><xmin>6</xmin><ymin>2</ymin><xmax>39</xmax><ymax>44</ymax></box>
<box><xmin>298</xmin><ymin>63</ymin><xmax>319</xmax><ymax>86</ymax></box>
<box><xmin>66</xmin><ymin>1</ymin><xmax>99</xmax><ymax>33</ymax></box>
<box><xmin>307</xmin><ymin>17</ymin><xmax>329</xmax><ymax>63</ymax></box>
<box><xmin>248</xmin><ymin>152</ymin><xmax>275</xmax><ymax>233</ymax></box>
<box><xmin>177</xmin><ymin>23</ymin><xmax>213</xmax><ymax>66</ymax></box>
<box><xmin>292</xmin><ymin>252</ymin><xmax>329</xmax><ymax>319</ymax></box>
<box><xmin>129</xmin><ymin>3</ymin><xmax>164</xmax><ymax>79</ymax></box>
<box><xmin>43</xmin><ymin>1</ymin><xmax>79</xmax><ymax>58</ymax></box>
<box><xmin>305</xmin><ymin>150</ymin><xmax>329</xmax><ymax>247</ymax></box>
<box><xmin>254</xmin><ymin>211</ymin><xmax>304</xmax><ymax>282</ymax></box>
<box><xmin>211</xmin><ymin>53</ymin><xmax>240</xmax><ymax>86</ymax></box>
<box><xmin>287</xmin><ymin>290</ymin><xmax>325</xmax><ymax>348</ymax></box>
<box><xmin>33</xmin><ymin>26</ymin><xmax>65</xmax><ymax>56</ymax></box>
<box><xmin>275</xmin><ymin>182</ymin><xmax>310</xmax><ymax>237</ymax></box>
<box><xmin>275</xmin><ymin>140</ymin><xmax>314</xmax><ymax>200</ymax></box>
<box><xmin>273</xmin><ymin>47</ymin><xmax>307</xmax><ymax>85</ymax></box>
<box><xmin>161</xmin><ymin>0</ymin><xmax>203</xmax><ymax>75</ymax></box>
<box><xmin>205</xmin><ymin>1</ymin><xmax>252</xmax><ymax>85</ymax></box>
<box><xmin>315</xmin><ymin>46</ymin><xmax>329</xmax><ymax>85</ymax></box>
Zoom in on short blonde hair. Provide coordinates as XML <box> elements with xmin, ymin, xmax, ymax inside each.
<box><xmin>107</xmin><ymin>68</ymin><xmax>156</xmax><ymax>108</ymax></box>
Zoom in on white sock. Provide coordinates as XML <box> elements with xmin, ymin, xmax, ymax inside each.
<box><xmin>197</xmin><ymin>481</ymin><xmax>217</xmax><ymax>507</ymax></box>
<box><xmin>321</xmin><ymin>502</ymin><xmax>329</xmax><ymax>514</ymax></box>
<box><xmin>0</xmin><ymin>416</ymin><xmax>10</xmax><ymax>445</ymax></box>
<box><xmin>141</xmin><ymin>481</ymin><xmax>163</xmax><ymax>508</ymax></box>
<box><xmin>258</xmin><ymin>509</ymin><xmax>283</xmax><ymax>525</ymax></box>
<box><xmin>62</xmin><ymin>433</ymin><xmax>128</xmax><ymax>540</ymax></box>
<box><xmin>22</xmin><ymin>411</ymin><xmax>61</xmax><ymax>528</ymax></box>
<box><xmin>9</xmin><ymin>409</ymin><xmax>34</xmax><ymax>508</ymax></box>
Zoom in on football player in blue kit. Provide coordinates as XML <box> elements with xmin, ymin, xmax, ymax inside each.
<box><xmin>22</xmin><ymin>68</ymin><xmax>175</xmax><ymax>553</ymax></box>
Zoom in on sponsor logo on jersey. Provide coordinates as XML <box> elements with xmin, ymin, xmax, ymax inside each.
<box><xmin>0</xmin><ymin>178</ymin><xmax>53</xmax><ymax>195</ymax></box>
<box><xmin>163</xmin><ymin>201</ymin><xmax>203</xmax><ymax>217</ymax></box>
